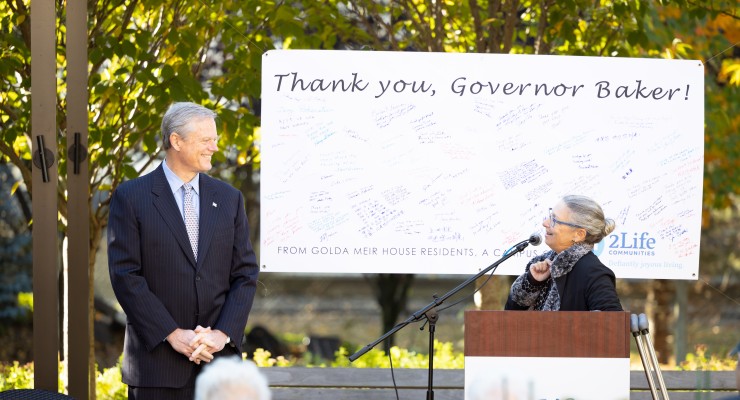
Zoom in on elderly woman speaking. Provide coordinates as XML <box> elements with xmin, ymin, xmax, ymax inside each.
<box><xmin>505</xmin><ymin>195</ymin><xmax>623</xmax><ymax>311</ymax></box>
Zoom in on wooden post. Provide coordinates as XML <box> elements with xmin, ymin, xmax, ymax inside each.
<box><xmin>66</xmin><ymin>0</ymin><xmax>91</xmax><ymax>398</ymax></box>
<box><xmin>31</xmin><ymin>0</ymin><xmax>59</xmax><ymax>391</ymax></box>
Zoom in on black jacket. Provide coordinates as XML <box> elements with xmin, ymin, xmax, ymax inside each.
<box><xmin>505</xmin><ymin>252</ymin><xmax>622</xmax><ymax>311</ymax></box>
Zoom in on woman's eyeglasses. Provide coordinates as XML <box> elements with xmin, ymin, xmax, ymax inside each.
<box><xmin>547</xmin><ymin>208</ymin><xmax>585</xmax><ymax>229</ymax></box>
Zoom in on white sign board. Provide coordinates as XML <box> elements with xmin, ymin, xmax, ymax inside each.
<box><xmin>260</xmin><ymin>50</ymin><xmax>704</xmax><ymax>279</ymax></box>
<box><xmin>465</xmin><ymin>356</ymin><xmax>630</xmax><ymax>400</ymax></box>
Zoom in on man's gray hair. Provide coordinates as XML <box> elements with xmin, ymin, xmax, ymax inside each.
<box><xmin>195</xmin><ymin>357</ymin><xmax>271</xmax><ymax>400</ymax></box>
<box><xmin>161</xmin><ymin>102</ymin><xmax>217</xmax><ymax>150</ymax></box>
<box><xmin>562</xmin><ymin>194</ymin><xmax>616</xmax><ymax>244</ymax></box>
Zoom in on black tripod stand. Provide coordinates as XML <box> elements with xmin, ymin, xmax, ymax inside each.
<box><xmin>349</xmin><ymin>237</ymin><xmax>538</xmax><ymax>400</ymax></box>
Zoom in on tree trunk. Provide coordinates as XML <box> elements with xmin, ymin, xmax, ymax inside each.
<box><xmin>646</xmin><ymin>280</ymin><xmax>673</xmax><ymax>365</ymax></box>
<box><xmin>88</xmin><ymin>225</ymin><xmax>102</xmax><ymax>400</ymax></box>
<box><xmin>475</xmin><ymin>274</ymin><xmax>512</xmax><ymax>310</ymax></box>
<box><xmin>674</xmin><ymin>280</ymin><xmax>688</xmax><ymax>364</ymax></box>
<box><xmin>237</xmin><ymin>163</ymin><xmax>260</xmax><ymax>255</ymax></box>
<box><xmin>367</xmin><ymin>274</ymin><xmax>415</xmax><ymax>353</ymax></box>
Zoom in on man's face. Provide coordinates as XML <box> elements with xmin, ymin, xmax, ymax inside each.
<box><xmin>171</xmin><ymin>117</ymin><xmax>218</xmax><ymax>175</ymax></box>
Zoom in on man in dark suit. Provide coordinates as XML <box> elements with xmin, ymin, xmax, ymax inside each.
<box><xmin>108</xmin><ymin>102</ymin><xmax>260</xmax><ymax>400</ymax></box>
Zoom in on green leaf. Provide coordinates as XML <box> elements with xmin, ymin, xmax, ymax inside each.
<box><xmin>161</xmin><ymin>64</ymin><xmax>175</xmax><ymax>80</ymax></box>
<box><xmin>123</xmin><ymin>164</ymin><xmax>138</xmax><ymax>179</ymax></box>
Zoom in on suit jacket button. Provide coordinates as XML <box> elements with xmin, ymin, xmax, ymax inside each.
<box><xmin>195</xmin><ymin>276</ymin><xmax>201</xmax><ymax>281</ymax></box>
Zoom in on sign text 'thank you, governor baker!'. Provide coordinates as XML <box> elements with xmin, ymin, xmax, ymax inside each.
<box><xmin>270</xmin><ymin>71</ymin><xmax>693</xmax><ymax>101</ymax></box>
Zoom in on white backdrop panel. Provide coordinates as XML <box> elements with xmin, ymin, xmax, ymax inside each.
<box><xmin>260</xmin><ymin>50</ymin><xmax>704</xmax><ymax>279</ymax></box>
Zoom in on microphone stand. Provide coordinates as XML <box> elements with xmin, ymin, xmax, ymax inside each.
<box><xmin>348</xmin><ymin>239</ymin><xmax>534</xmax><ymax>400</ymax></box>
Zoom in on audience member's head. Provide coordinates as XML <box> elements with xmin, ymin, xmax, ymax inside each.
<box><xmin>195</xmin><ymin>357</ymin><xmax>271</xmax><ymax>400</ymax></box>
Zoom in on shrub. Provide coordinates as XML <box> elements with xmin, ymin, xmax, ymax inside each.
<box><xmin>0</xmin><ymin>361</ymin><xmax>33</xmax><ymax>391</ymax></box>
<box><xmin>96</xmin><ymin>357</ymin><xmax>127</xmax><ymax>400</ymax></box>
<box><xmin>331</xmin><ymin>340</ymin><xmax>464</xmax><ymax>369</ymax></box>
<box><xmin>678</xmin><ymin>344</ymin><xmax>738</xmax><ymax>371</ymax></box>
<box><xmin>249</xmin><ymin>348</ymin><xmax>294</xmax><ymax>367</ymax></box>
<box><xmin>8</xmin><ymin>341</ymin><xmax>733</xmax><ymax>398</ymax></box>
<box><xmin>0</xmin><ymin>361</ymin><xmax>64</xmax><ymax>392</ymax></box>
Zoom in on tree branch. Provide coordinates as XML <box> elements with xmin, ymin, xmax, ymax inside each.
<box><xmin>344</xmin><ymin>2</ymin><xmax>382</xmax><ymax>49</ymax></box>
<box><xmin>598</xmin><ymin>26</ymin><xmax>619</xmax><ymax>57</ymax></box>
<box><xmin>584</xmin><ymin>15</ymin><xmax>607</xmax><ymax>55</ymax></box>
<box><xmin>13</xmin><ymin>0</ymin><xmax>31</xmax><ymax>50</ymax></box>
<box><xmin>432</xmin><ymin>0</ymin><xmax>444</xmax><ymax>52</ymax></box>
<box><xmin>367</xmin><ymin>3</ymin><xmax>396</xmax><ymax>50</ymax></box>
<box><xmin>487</xmin><ymin>0</ymin><xmax>503</xmax><ymax>53</ymax></box>
<box><xmin>0</xmin><ymin>139</ymin><xmax>32</xmax><ymax>196</ymax></box>
<box><xmin>469</xmin><ymin>0</ymin><xmax>485</xmax><ymax>52</ymax></box>
<box><xmin>397</xmin><ymin>0</ymin><xmax>435</xmax><ymax>51</ymax></box>
<box><xmin>57</xmin><ymin>177</ymin><xmax>68</xmax><ymax>222</ymax></box>
<box><xmin>0</xmin><ymin>102</ymin><xmax>19</xmax><ymax>122</ymax></box>
<box><xmin>502</xmin><ymin>0</ymin><xmax>520</xmax><ymax>53</ymax></box>
<box><xmin>534</xmin><ymin>0</ymin><xmax>552</xmax><ymax>55</ymax></box>
<box><xmin>135</xmin><ymin>148</ymin><xmax>162</xmax><ymax>175</ymax></box>
<box><xmin>686</xmin><ymin>0</ymin><xmax>740</xmax><ymax>20</ymax></box>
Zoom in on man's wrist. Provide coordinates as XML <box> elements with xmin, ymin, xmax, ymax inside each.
<box><xmin>214</xmin><ymin>329</ymin><xmax>230</xmax><ymax>345</ymax></box>
<box><xmin>165</xmin><ymin>328</ymin><xmax>180</xmax><ymax>343</ymax></box>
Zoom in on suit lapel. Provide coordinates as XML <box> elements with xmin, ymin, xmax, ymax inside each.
<box><xmin>151</xmin><ymin>166</ymin><xmax>197</xmax><ymax>268</ymax></box>
<box><xmin>196</xmin><ymin>174</ymin><xmax>218</xmax><ymax>271</ymax></box>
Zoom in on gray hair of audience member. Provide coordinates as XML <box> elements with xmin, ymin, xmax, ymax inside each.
<box><xmin>161</xmin><ymin>102</ymin><xmax>217</xmax><ymax>150</ymax></box>
<box><xmin>562</xmin><ymin>194</ymin><xmax>616</xmax><ymax>244</ymax></box>
<box><xmin>194</xmin><ymin>357</ymin><xmax>271</xmax><ymax>400</ymax></box>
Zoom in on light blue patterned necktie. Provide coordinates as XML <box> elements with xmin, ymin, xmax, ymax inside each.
<box><xmin>183</xmin><ymin>183</ymin><xmax>198</xmax><ymax>261</ymax></box>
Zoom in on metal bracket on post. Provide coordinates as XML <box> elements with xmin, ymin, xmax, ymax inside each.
<box><xmin>32</xmin><ymin>135</ymin><xmax>55</xmax><ymax>182</ymax></box>
<box><xmin>67</xmin><ymin>132</ymin><xmax>88</xmax><ymax>174</ymax></box>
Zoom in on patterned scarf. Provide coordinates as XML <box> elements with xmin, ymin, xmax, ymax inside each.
<box><xmin>509</xmin><ymin>242</ymin><xmax>594</xmax><ymax>310</ymax></box>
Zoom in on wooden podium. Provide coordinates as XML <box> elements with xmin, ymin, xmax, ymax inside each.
<box><xmin>464</xmin><ymin>311</ymin><xmax>631</xmax><ymax>399</ymax></box>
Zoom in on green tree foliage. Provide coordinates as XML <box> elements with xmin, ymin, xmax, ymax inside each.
<box><xmin>638</xmin><ymin>2</ymin><xmax>739</xmax><ymax>218</ymax></box>
<box><xmin>0</xmin><ymin>0</ymin><xmax>736</xmax><ymax>377</ymax></box>
<box><xmin>0</xmin><ymin>165</ymin><xmax>32</xmax><ymax>323</ymax></box>
<box><xmin>1</xmin><ymin>1</ymin><xmax>736</xmax><ymax>267</ymax></box>
<box><xmin>1</xmin><ymin>0</ymin><xmax>268</xmax><ymax>259</ymax></box>
<box><xmin>0</xmin><ymin>0</ymin><xmax>268</xmax><ymax>384</ymax></box>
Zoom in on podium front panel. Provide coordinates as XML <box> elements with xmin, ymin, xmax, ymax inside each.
<box><xmin>464</xmin><ymin>311</ymin><xmax>630</xmax><ymax>400</ymax></box>
<box><xmin>465</xmin><ymin>310</ymin><xmax>630</xmax><ymax>358</ymax></box>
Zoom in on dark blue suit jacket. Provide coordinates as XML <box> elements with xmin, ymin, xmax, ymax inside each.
<box><xmin>108</xmin><ymin>165</ymin><xmax>259</xmax><ymax>388</ymax></box>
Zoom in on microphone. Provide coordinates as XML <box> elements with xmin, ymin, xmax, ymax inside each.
<box><xmin>528</xmin><ymin>233</ymin><xmax>542</xmax><ymax>246</ymax></box>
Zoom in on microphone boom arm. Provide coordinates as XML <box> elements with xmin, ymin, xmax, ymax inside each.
<box><xmin>348</xmin><ymin>239</ymin><xmax>532</xmax><ymax>362</ymax></box>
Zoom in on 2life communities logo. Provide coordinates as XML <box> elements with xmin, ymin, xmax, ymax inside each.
<box><xmin>593</xmin><ymin>232</ymin><xmax>656</xmax><ymax>257</ymax></box>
